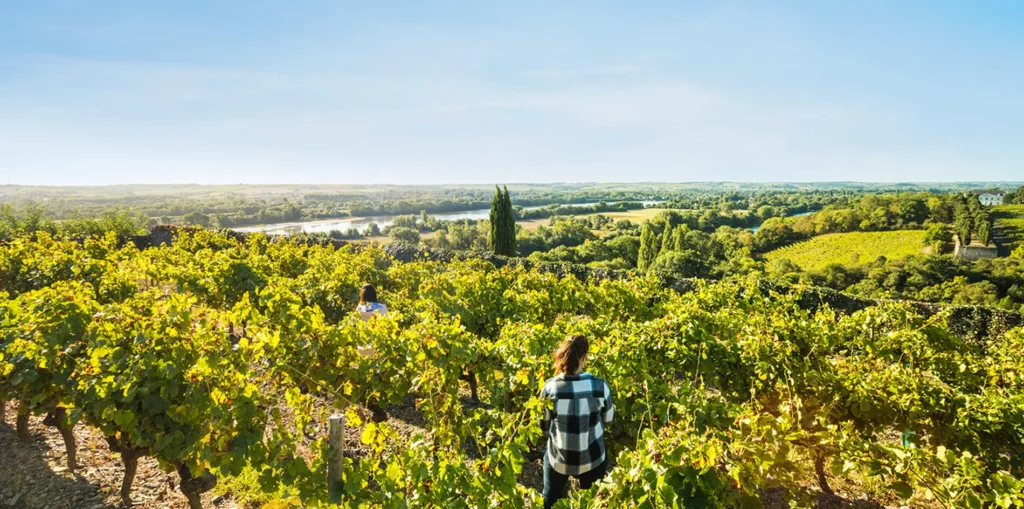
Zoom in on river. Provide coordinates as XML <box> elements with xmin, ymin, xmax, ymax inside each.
<box><xmin>234</xmin><ymin>200</ymin><xmax>665</xmax><ymax>235</ymax></box>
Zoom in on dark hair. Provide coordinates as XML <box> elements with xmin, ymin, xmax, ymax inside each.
<box><xmin>360</xmin><ymin>284</ymin><xmax>379</xmax><ymax>304</ymax></box>
<box><xmin>553</xmin><ymin>335</ymin><xmax>589</xmax><ymax>375</ymax></box>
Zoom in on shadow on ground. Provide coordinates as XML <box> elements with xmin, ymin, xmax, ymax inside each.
<box><xmin>0</xmin><ymin>418</ymin><xmax>117</xmax><ymax>509</ymax></box>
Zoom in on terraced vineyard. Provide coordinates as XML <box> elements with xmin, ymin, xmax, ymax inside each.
<box><xmin>992</xmin><ymin>204</ymin><xmax>1024</xmax><ymax>251</ymax></box>
<box><xmin>764</xmin><ymin>230</ymin><xmax>927</xmax><ymax>272</ymax></box>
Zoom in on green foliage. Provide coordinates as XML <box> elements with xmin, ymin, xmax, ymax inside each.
<box><xmin>79</xmin><ymin>291</ymin><xmax>268</xmax><ymax>476</ymax></box>
<box><xmin>519</xmin><ymin>217</ymin><xmax>596</xmax><ymax>257</ymax></box>
<box><xmin>1004</xmin><ymin>186</ymin><xmax>1024</xmax><ymax>205</ymax></box>
<box><xmin>1</xmin><ymin>281</ymin><xmax>98</xmax><ymax>421</ymax></box>
<box><xmin>2</xmin><ymin>228</ymin><xmax>1023</xmax><ymax>509</ymax></box>
<box><xmin>489</xmin><ymin>186</ymin><xmax>517</xmax><ymax>256</ymax></box>
<box><xmin>60</xmin><ymin>207</ymin><xmax>149</xmax><ymax>238</ymax></box>
<box><xmin>388</xmin><ymin>226</ymin><xmax>421</xmax><ymax>245</ymax></box>
<box><xmin>992</xmin><ymin>204</ymin><xmax>1024</xmax><ymax>251</ymax></box>
<box><xmin>791</xmin><ymin>254</ymin><xmax>1024</xmax><ymax>312</ymax></box>
<box><xmin>637</xmin><ymin>222</ymin><xmax>658</xmax><ymax>273</ymax></box>
<box><xmin>650</xmin><ymin>250</ymin><xmax>708</xmax><ymax>279</ymax></box>
<box><xmin>764</xmin><ymin>230</ymin><xmax>927</xmax><ymax>272</ymax></box>
<box><xmin>659</xmin><ymin>223</ymin><xmax>673</xmax><ymax>254</ymax></box>
<box><xmin>389</xmin><ymin>214</ymin><xmax>418</xmax><ymax>230</ymax></box>
<box><xmin>973</xmin><ymin>210</ymin><xmax>993</xmax><ymax>246</ymax></box>
<box><xmin>924</xmin><ymin>222</ymin><xmax>953</xmax><ymax>246</ymax></box>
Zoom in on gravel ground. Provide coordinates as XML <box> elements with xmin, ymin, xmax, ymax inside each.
<box><xmin>2</xmin><ymin>396</ymin><xmax>896</xmax><ymax>509</ymax></box>
<box><xmin>0</xmin><ymin>410</ymin><xmax>235</xmax><ymax>509</ymax></box>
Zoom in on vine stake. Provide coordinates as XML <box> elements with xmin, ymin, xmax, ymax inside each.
<box><xmin>328</xmin><ymin>413</ymin><xmax>346</xmax><ymax>503</ymax></box>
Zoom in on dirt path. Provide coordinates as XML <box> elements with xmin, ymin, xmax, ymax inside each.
<box><xmin>1</xmin><ymin>398</ymin><xmax>892</xmax><ymax>509</ymax></box>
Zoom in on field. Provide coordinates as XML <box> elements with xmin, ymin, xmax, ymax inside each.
<box><xmin>764</xmin><ymin>230</ymin><xmax>927</xmax><ymax>271</ymax></box>
<box><xmin>1</xmin><ymin>229</ymin><xmax>1022</xmax><ymax>508</ymax></box>
<box><xmin>518</xmin><ymin>208</ymin><xmax>681</xmax><ymax>232</ymax></box>
<box><xmin>992</xmin><ymin>204</ymin><xmax>1024</xmax><ymax>249</ymax></box>
<box><xmin>515</xmin><ymin>208</ymin><xmax>679</xmax><ymax>233</ymax></box>
<box><xmin>577</xmin><ymin>207</ymin><xmax>677</xmax><ymax>223</ymax></box>
<box><xmin>515</xmin><ymin>218</ymin><xmax>552</xmax><ymax>231</ymax></box>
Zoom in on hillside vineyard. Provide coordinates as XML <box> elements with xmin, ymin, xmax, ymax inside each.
<box><xmin>2</xmin><ymin>230</ymin><xmax>1023</xmax><ymax>508</ymax></box>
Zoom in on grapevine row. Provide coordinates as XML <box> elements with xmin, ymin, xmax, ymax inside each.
<box><xmin>1</xmin><ymin>230</ymin><xmax>1022</xmax><ymax>508</ymax></box>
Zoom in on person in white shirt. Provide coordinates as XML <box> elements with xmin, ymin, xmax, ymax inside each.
<box><xmin>356</xmin><ymin>283</ymin><xmax>389</xmax><ymax>422</ymax></box>
<box><xmin>357</xmin><ymin>284</ymin><xmax>388</xmax><ymax>321</ymax></box>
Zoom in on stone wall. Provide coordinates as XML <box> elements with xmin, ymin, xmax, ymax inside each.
<box><xmin>954</xmin><ymin>239</ymin><xmax>999</xmax><ymax>261</ymax></box>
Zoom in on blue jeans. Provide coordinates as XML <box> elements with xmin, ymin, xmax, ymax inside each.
<box><xmin>542</xmin><ymin>454</ymin><xmax>608</xmax><ymax>509</ymax></box>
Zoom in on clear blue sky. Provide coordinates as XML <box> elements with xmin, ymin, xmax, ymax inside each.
<box><xmin>1</xmin><ymin>1</ymin><xmax>1022</xmax><ymax>185</ymax></box>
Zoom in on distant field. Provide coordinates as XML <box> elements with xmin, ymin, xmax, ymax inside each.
<box><xmin>764</xmin><ymin>230</ymin><xmax>927</xmax><ymax>272</ymax></box>
<box><xmin>516</xmin><ymin>218</ymin><xmax>550</xmax><ymax>231</ymax></box>
<box><xmin>578</xmin><ymin>208</ymin><xmax>675</xmax><ymax>223</ymax></box>
<box><xmin>516</xmin><ymin>207</ymin><xmax>678</xmax><ymax>232</ymax></box>
<box><xmin>991</xmin><ymin>205</ymin><xmax>1024</xmax><ymax>248</ymax></box>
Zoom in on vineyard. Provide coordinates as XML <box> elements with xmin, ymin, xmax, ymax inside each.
<box><xmin>763</xmin><ymin>231</ymin><xmax>928</xmax><ymax>272</ymax></box>
<box><xmin>992</xmin><ymin>205</ymin><xmax>1024</xmax><ymax>250</ymax></box>
<box><xmin>1</xmin><ymin>229</ymin><xmax>1023</xmax><ymax>508</ymax></box>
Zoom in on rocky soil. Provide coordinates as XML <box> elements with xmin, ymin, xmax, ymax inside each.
<box><xmin>1</xmin><ymin>395</ymin><xmax>897</xmax><ymax>509</ymax></box>
<box><xmin>0</xmin><ymin>411</ymin><xmax>234</xmax><ymax>509</ymax></box>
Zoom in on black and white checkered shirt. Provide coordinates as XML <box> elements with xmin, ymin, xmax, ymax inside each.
<box><xmin>539</xmin><ymin>372</ymin><xmax>614</xmax><ymax>475</ymax></box>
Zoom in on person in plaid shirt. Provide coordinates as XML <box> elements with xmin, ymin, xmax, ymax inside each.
<box><xmin>538</xmin><ymin>334</ymin><xmax>614</xmax><ymax>509</ymax></box>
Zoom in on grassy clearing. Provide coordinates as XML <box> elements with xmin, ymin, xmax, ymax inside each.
<box><xmin>578</xmin><ymin>208</ymin><xmax>677</xmax><ymax>223</ymax></box>
<box><xmin>516</xmin><ymin>218</ymin><xmax>551</xmax><ymax>231</ymax></box>
<box><xmin>764</xmin><ymin>230</ymin><xmax>927</xmax><ymax>272</ymax></box>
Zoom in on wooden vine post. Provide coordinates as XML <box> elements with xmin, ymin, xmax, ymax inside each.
<box><xmin>328</xmin><ymin>413</ymin><xmax>346</xmax><ymax>503</ymax></box>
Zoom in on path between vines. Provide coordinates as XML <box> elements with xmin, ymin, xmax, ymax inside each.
<box><xmin>0</xmin><ymin>394</ymin><xmax>893</xmax><ymax>509</ymax></box>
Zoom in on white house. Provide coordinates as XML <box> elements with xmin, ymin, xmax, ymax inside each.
<box><xmin>979</xmin><ymin>192</ymin><xmax>1005</xmax><ymax>206</ymax></box>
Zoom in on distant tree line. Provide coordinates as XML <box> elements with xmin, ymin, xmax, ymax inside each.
<box><xmin>0</xmin><ymin>203</ymin><xmax>148</xmax><ymax>242</ymax></box>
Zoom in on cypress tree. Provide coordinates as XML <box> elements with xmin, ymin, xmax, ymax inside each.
<box><xmin>504</xmin><ymin>186</ymin><xmax>517</xmax><ymax>255</ymax></box>
<box><xmin>490</xmin><ymin>186</ymin><xmax>503</xmax><ymax>252</ymax></box>
<box><xmin>638</xmin><ymin>223</ymin><xmax>658</xmax><ymax>272</ymax></box>
<box><xmin>954</xmin><ymin>206</ymin><xmax>973</xmax><ymax>246</ymax></box>
<box><xmin>490</xmin><ymin>185</ymin><xmax>516</xmax><ymax>256</ymax></box>
<box><xmin>975</xmin><ymin>212</ymin><xmax>992</xmax><ymax>246</ymax></box>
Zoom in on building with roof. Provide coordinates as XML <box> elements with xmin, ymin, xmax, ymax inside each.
<box><xmin>978</xmin><ymin>191</ymin><xmax>1005</xmax><ymax>206</ymax></box>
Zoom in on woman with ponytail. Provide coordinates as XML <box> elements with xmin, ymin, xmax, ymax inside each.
<box><xmin>538</xmin><ymin>334</ymin><xmax>614</xmax><ymax>509</ymax></box>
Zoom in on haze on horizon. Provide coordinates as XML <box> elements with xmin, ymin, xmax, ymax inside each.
<box><xmin>1</xmin><ymin>1</ymin><xmax>1022</xmax><ymax>186</ymax></box>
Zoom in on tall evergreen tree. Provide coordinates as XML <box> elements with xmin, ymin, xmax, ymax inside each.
<box><xmin>953</xmin><ymin>198</ymin><xmax>974</xmax><ymax>246</ymax></box>
<box><xmin>490</xmin><ymin>185</ymin><xmax>516</xmax><ymax>256</ymax></box>
<box><xmin>638</xmin><ymin>223</ymin><xmax>658</xmax><ymax>272</ymax></box>
<box><xmin>954</xmin><ymin>212</ymin><xmax>973</xmax><ymax>246</ymax></box>
<box><xmin>503</xmin><ymin>186</ymin><xmax>517</xmax><ymax>255</ymax></box>
<box><xmin>659</xmin><ymin>224</ymin><xmax>674</xmax><ymax>254</ymax></box>
<box><xmin>975</xmin><ymin>212</ymin><xmax>992</xmax><ymax>246</ymax></box>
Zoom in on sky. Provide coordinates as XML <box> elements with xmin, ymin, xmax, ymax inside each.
<box><xmin>1</xmin><ymin>1</ymin><xmax>1022</xmax><ymax>186</ymax></box>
